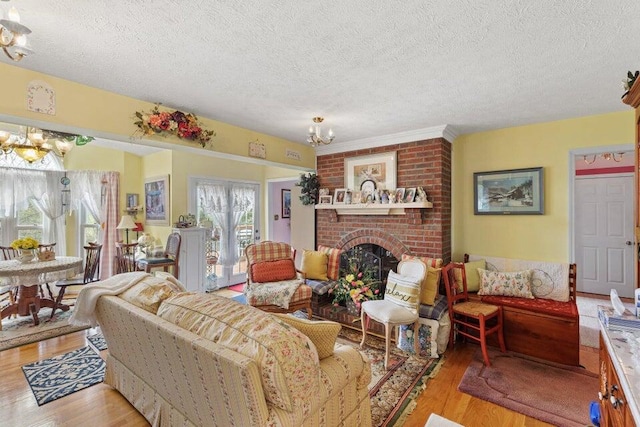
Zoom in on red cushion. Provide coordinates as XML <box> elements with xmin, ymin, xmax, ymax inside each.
<box><xmin>480</xmin><ymin>295</ymin><xmax>578</xmax><ymax>319</ymax></box>
<box><xmin>251</xmin><ymin>259</ymin><xmax>296</xmax><ymax>283</ymax></box>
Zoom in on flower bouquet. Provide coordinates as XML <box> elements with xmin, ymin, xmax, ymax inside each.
<box><xmin>328</xmin><ymin>247</ymin><xmax>382</xmax><ymax>315</ymax></box>
<box><xmin>11</xmin><ymin>237</ymin><xmax>39</xmax><ymax>263</ymax></box>
<box><xmin>135</xmin><ymin>104</ymin><xmax>215</xmax><ymax>147</ymax></box>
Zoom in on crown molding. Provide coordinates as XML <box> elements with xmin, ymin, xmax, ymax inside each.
<box><xmin>314</xmin><ymin>124</ymin><xmax>458</xmax><ymax>155</ymax></box>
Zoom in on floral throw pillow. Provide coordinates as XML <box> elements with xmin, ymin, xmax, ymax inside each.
<box><xmin>477</xmin><ymin>269</ymin><xmax>534</xmax><ymax>299</ymax></box>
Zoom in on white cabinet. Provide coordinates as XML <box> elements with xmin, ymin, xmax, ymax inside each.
<box><xmin>173</xmin><ymin>227</ymin><xmax>208</xmax><ymax>292</ymax></box>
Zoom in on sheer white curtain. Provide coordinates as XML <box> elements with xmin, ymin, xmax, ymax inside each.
<box><xmin>198</xmin><ymin>182</ymin><xmax>230</xmax><ymax>266</ymax></box>
<box><xmin>230</xmin><ymin>184</ymin><xmax>255</xmax><ymax>265</ymax></box>
<box><xmin>31</xmin><ymin>171</ymin><xmax>67</xmax><ymax>254</ymax></box>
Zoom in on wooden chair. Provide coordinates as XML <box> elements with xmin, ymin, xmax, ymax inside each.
<box><xmin>360</xmin><ymin>259</ymin><xmax>426</xmax><ymax>369</ymax></box>
<box><xmin>244</xmin><ymin>241</ymin><xmax>312</xmax><ymax>318</ymax></box>
<box><xmin>37</xmin><ymin>243</ymin><xmax>57</xmax><ymax>298</ymax></box>
<box><xmin>442</xmin><ymin>262</ymin><xmax>506</xmax><ymax>366</ymax></box>
<box><xmin>115</xmin><ymin>242</ymin><xmax>139</xmax><ymax>273</ymax></box>
<box><xmin>0</xmin><ymin>245</ymin><xmax>18</xmax><ymax>322</ymax></box>
<box><xmin>136</xmin><ymin>232</ymin><xmax>181</xmax><ymax>278</ymax></box>
<box><xmin>51</xmin><ymin>244</ymin><xmax>103</xmax><ymax>319</ymax></box>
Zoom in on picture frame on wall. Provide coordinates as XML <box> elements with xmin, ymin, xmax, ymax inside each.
<box><xmin>282</xmin><ymin>189</ymin><xmax>291</xmax><ymax>218</ymax></box>
<box><xmin>344</xmin><ymin>152</ymin><xmax>397</xmax><ymax>192</ymax></box>
<box><xmin>473</xmin><ymin>167</ymin><xmax>544</xmax><ymax>215</ymax></box>
<box><xmin>145</xmin><ymin>175</ymin><xmax>170</xmax><ymax>225</ymax></box>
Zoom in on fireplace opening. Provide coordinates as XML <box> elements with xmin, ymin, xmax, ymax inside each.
<box><xmin>340</xmin><ymin>244</ymin><xmax>399</xmax><ymax>292</ymax></box>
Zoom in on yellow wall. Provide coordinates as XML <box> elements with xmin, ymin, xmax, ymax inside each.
<box><xmin>0</xmin><ymin>62</ymin><xmax>316</xmax><ymax>169</ymax></box>
<box><xmin>452</xmin><ymin>110</ymin><xmax>635</xmax><ymax>262</ymax></box>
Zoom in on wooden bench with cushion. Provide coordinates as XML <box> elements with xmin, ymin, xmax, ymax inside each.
<box><xmin>464</xmin><ymin>254</ymin><xmax>579</xmax><ymax>366</ymax></box>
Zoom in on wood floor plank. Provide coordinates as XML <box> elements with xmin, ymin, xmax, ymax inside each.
<box><xmin>2</xmin><ymin>327</ymin><xmax>587</xmax><ymax>426</ymax></box>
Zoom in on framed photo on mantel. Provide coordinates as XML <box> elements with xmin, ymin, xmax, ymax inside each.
<box><xmin>473</xmin><ymin>167</ymin><xmax>544</xmax><ymax>215</ymax></box>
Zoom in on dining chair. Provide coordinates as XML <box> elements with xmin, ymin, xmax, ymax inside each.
<box><xmin>442</xmin><ymin>262</ymin><xmax>506</xmax><ymax>367</ymax></box>
<box><xmin>136</xmin><ymin>232</ymin><xmax>181</xmax><ymax>278</ymax></box>
<box><xmin>360</xmin><ymin>259</ymin><xmax>426</xmax><ymax>369</ymax></box>
<box><xmin>115</xmin><ymin>241</ymin><xmax>139</xmax><ymax>273</ymax></box>
<box><xmin>0</xmin><ymin>245</ymin><xmax>19</xmax><ymax>320</ymax></box>
<box><xmin>50</xmin><ymin>244</ymin><xmax>103</xmax><ymax>319</ymax></box>
<box><xmin>37</xmin><ymin>243</ymin><xmax>57</xmax><ymax>299</ymax></box>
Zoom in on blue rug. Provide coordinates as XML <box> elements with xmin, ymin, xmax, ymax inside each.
<box><xmin>22</xmin><ymin>346</ymin><xmax>105</xmax><ymax>406</ymax></box>
<box><xmin>87</xmin><ymin>330</ymin><xmax>107</xmax><ymax>351</ymax></box>
<box><xmin>232</xmin><ymin>294</ymin><xmax>246</xmax><ymax>304</ymax></box>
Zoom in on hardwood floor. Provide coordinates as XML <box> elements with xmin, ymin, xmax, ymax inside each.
<box><xmin>0</xmin><ymin>328</ymin><xmax>580</xmax><ymax>427</ymax></box>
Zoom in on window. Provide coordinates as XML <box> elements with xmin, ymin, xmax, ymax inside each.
<box><xmin>78</xmin><ymin>204</ymin><xmax>100</xmax><ymax>248</ymax></box>
<box><xmin>0</xmin><ymin>199</ymin><xmax>44</xmax><ymax>244</ymax></box>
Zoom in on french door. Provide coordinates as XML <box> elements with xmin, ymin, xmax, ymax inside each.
<box><xmin>191</xmin><ymin>178</ymin><xmax>260</xmax><ymax>288</ymax></box>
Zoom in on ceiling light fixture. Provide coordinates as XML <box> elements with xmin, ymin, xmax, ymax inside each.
<box><xmin>583</xmin><ymin>152</ymin><xmax>625</xmax><ymax>165</ymax></box>
<box><xmin>0</xmin><ymin>5</ymin><xmax>33</xmax><ymax>61</ymax></box>
<box><xmin>307</xmin><ymin>117</ymin><xmax>335</xmax><ymax>147</ymax></box>
<box><xmin>0</xmin><ymin>127</ymin><xmax>94</xmax><ymax>163</ymax></box>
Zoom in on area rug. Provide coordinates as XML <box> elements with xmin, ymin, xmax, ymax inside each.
<box><xmin>87</xmin><ymin>329</ymin><xmax>107</xmax><ymax>351</ymax></box>
<box><xmin>576</xmin><ymin>296</ymin><xmax>635</xmax><ymax>348</ymax></box>
<box><xmin>1</xmin><ymin>307</ymin><xmax>89</xmax><ymax>352</ymax></box>
<box><xmin>22</xmin><ymin>346</ymin><xmax>105</xmax><ymax>406</ymax></box>
<box><xmin>458</xmin><ymin>347</ymin><xmax>598</xmax><ymax>427</ymax></box>
<box><xmin>339</xmin><ymin>327</ymin><xmax>443</xmax><ymax>427</ymax></box>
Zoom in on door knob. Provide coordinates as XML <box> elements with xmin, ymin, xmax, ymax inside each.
<box><xmin>626</xmin><ymin>241</ymin><xmax>634</xmax><ymax>246</ymax></box>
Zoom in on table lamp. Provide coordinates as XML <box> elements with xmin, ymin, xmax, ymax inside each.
<box><xmin>117</xmin><ymin>215</ymin><xmax>137</xmax><ymax>243</ymax></box>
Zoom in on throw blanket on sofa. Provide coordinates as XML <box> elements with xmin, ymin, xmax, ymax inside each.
<box><xmin>70</xmin><ymin>272</ymin><xmax>185</xmax><ymax>326</ymax></box>
<box><xmin>245</xmin><ymin>279</ymin><xmax>302</xmax><ymax>309</ymax></box>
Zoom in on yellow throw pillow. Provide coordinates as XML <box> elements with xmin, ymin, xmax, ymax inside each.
<box><xmin>273</xmin><ymin>314</ymin><xmax>341</xmax><ymax>359</ymax></box>
<box><xmin>420</xmin><ymin>267</ymin><xmax>441</xmax><ymax>306</ymax></box>
<box><xmin>453</xmin><ymin>259</ymin><xmax>486</xmax><ymax>292</ymax></box>
<box><xmin>301</xmin><ymin>250</ymin><xmax>329</xmax><ymax>281</ymax></box>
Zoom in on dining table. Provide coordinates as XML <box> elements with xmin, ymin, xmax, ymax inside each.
<box><xmin>0</xmin><ymin>256</ymin><xmax>83</xmax><ymax>327</ymax></box>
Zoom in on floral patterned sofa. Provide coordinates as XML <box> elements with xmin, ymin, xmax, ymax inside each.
<box><xmin>464</xmin><ymin>254</ymin><xmax>579</xmax><ymax>365</ymax></box>
<box><xmin>95</xmin><ymin>287</ymin><xmax>372</xmax><ymax>426</ymax></box>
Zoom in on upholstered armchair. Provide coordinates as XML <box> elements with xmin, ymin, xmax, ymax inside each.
<box><xmin>244</xmin><ymin>241</ymin><xmax>313</xmax><ymax>318</ymax></box>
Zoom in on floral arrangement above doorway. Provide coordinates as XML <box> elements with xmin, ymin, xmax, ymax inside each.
<box><xmin>134</xmin><ymin>104</ymin><xmax>215</xmax><ymax>147</ymax></box>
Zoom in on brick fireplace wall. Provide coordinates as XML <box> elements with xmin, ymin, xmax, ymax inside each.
<box><xmin>316</xmin><ymin>137</ymin><xmax>451</xmax><ymax>262</ymax></box>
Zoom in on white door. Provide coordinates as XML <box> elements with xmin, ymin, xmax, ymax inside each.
<box><xmin>575</xmin><ymin>175</ymin><xmax>635</xmax><ymax>297</ymax></box>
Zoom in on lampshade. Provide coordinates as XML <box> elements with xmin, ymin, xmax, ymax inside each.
<box><xmin>117</xmin><ymin>215</ymin><xmax>137</xmax><ymax>230</ymax></box>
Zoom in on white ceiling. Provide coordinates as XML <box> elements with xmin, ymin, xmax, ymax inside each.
<box><xmin>3</xmin><ymin>0</ymin><xmax>640</xmax><ymax>148</ymax></box>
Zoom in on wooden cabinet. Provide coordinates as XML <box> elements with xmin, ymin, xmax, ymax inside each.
<box><xmin>173</xmin><ymin>227</ymin><xmax>207</xmax><ymax>293</ymax></box>
<box><xmin>600</xmin><ymin>333</ymin><xmax>637</xmax><ymax>426</ymax></box>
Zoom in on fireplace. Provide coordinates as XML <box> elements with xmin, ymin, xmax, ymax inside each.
<box><xmin>340</xmin><ymin>244</ymin><xmax>399</xmax><ymax>291</ymax></box>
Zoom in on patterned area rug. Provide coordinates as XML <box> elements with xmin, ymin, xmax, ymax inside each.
<box><xmin>87</xmin><ymin>329</ymin><xmax>107</xmax><ymax>351</ymax></box>
<box><xmin>22</xmin><ymin>346</ymin><xmax>106</xmax><ymax>406</ymax></box>
<box><xmin>0</xmin><ymin>307</ymin><xmax>89</xmax><ymax>352</ymax></box>
<box><xmin>339</xmin><ymin>328</ymin><xmax>443</xmax><ymax>427</ymax></box>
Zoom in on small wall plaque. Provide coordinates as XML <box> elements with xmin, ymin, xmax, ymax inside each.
<box><xmin>27</xmin><ymin>80</ymin><xmax>56</xmax><ymax>115</ymax></box>
<box><xmin>286</xmin><ymin>149</ymin><xmax>301</xmax><ymax>161</ymax></box>
<box><xmin>249</xmin><ymin>140</ymin><xmax>266</xmax><ymax>159</ymax></box>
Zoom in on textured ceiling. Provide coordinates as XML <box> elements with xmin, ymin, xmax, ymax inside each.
<box><xmin>3</xmin><ymin>0</ymin><xmax>640</xmax><ymax>148</ymax></box>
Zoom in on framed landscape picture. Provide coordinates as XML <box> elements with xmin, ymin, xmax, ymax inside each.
<box><xmin>145</xmin><ymin>175</ymin><xmax>170</xmax><ymax>225</ymax></box>
<box><xmin>473</xmin><ymin>167</ymin><xmax>544</xmax><ymax>215</ymax></box>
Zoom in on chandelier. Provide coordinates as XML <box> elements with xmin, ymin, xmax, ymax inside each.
<box><xmin>307</xmin><ymin>117</ymin><xmax>335</xmax><ymax>147</ymax></box>
<box><xmin>0</xmin><ymin>5</ymin><xmax>32</xmax><ymax>62</ymax></box>
<box><xmin>0</xmin><ymin>127</ymin><xmax>94</xmax><ymax>163</ymax></box>
<box><xmin>583</xmin><ymin>152</ymin><xmax>624</xmax><ymax>165</ymax></box>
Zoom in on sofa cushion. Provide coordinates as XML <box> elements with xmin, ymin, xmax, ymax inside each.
<box><xmin>273</xmin><ymin>314</ymin><xmax>341</xmax><ymax>359</ymax></box>
<box><xmin>454</xmin><ymin>259</ymin><xmax>486</xmax><ymax>292</ymax></box>
<box><xmin>306</xmin><ymin>278</ymin><xmax>336</xmax><ymax>295</ymax></box>
<box><xmin>419</xmin><ymin>294</ymin><xmax>449</xmax><ymax>320</ymax></box>
<box><xmin>385</xmin><ymin>270</ymin><xmax>420</xmax><ymax>312</ymax></box>
<box><xmin>251</xmin><ymin>259</ymin><xmax>297</xmax><ymax>283</ymax></box>
<box><xmin>318</xmin><ymin>245</ymin><xmax>342</xmax><ymax>281</ymax></box>
<box><xmin>157</xmin><ymin>293</ymin><xmax>319</xmax><ymax>412</ymax></box>
<box><xmin>477</xmin><ymin>269</ymin><xmax>534</xmax><ymax>299</ymax></box>
<box><xmin>300</xmin><ymin>250</ymin><xmax>329</xmax><ymax>281</ymax></box>
<box><xmin>420</xmin><ymin>267</ymin><xmax>441</xmax><ymax>306</ymax></box>
<box><xmin>480</xmin><ymin>295</ymin><xmax>578</xmax><ymax>319</ymax></box>
<box><xmin>118</xmin><ymin>275</ymin><xmax>185</xmax><ymax>314</ymax></box>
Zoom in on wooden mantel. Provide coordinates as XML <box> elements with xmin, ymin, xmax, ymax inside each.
<box><xmin>315</xmin><ymin>201</ymin><xmax>433</xmax><ymax>215</ymax></box>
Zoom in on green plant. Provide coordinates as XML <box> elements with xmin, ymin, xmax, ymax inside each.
<box><xmin>622</xmin><ymin>70</ymin><xmax>639</xmax><ymax>98</ymax></box>
<box><xmin>295</xmin><ymin>172</ymin><xmax>320</xmax><ymax>205</ymax></box>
